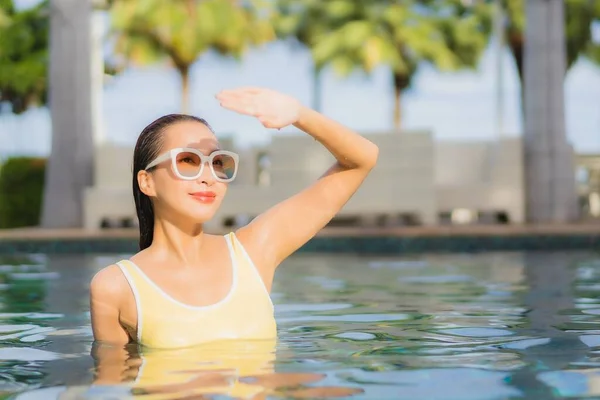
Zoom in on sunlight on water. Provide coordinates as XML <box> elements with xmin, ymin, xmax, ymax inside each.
<box><xmin>0</xmin><ymin>250</ymin><xmax>600</xmax><ymax>399</ymax></box>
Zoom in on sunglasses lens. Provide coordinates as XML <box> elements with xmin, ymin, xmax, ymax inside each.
<box><xmin>212</xmin><ymin>153</ymin><xmax>237</xmax><ymax>181</ymax></box>
<box><xmin>175</xmin><ymin>151</ymin><xmax>202</xmax><ymax>178</ymax></box>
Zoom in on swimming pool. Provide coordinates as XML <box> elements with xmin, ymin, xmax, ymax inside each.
<box><xmin>1</xmin><ymin>250</ymin><xmax>600</xmax><ymax>399</ymax></box>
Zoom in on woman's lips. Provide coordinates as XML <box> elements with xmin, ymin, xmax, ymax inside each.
<box><xmin>190</xmin><ymin>191</ymin><xmax>216</xmax><ymax>204</ymax></box>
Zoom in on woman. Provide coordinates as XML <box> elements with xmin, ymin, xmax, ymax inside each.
<box><xmin>90</xmin><ymin>87</ymin><xmax>379</xmax><ymax>349</ymax></box>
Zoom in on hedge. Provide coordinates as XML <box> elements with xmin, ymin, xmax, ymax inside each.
<box><xmin>0</xmin><ymin>157</ymin><xmax>46</xmax><ymax>229</ymax></box>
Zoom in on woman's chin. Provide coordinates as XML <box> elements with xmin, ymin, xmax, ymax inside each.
<box><xmin>170</xmin><ymin>198</ymin><xmax>222</xmax><ymax>225</ymax></box>
<box><xmin>184</xmin><ymin>208</ymin><xmax>218</xmax><ymax>224</ymax></box>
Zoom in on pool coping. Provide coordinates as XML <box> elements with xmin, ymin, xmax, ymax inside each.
<box><xmin>0</xmin><ymin>224</ymin><xmax>599</xmax><ymax>254</ymax></box>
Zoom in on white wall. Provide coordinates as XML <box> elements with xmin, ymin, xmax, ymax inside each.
<box><xmin>209</xmin><ymin>131</ymin><xmax>437</xmax><ymax>229</ymax></box>
<box><xmin>84</xmin><ymin>132</ymin><xmax>531</xmax><ymax>229</ymax></box>
<box><xmin>435</xmin><ymin>138</ymin><xmax>525</xmax><ymax>223</ymax></box>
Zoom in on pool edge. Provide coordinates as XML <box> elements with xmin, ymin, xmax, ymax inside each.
<box><xmin>1</xmin><ymin>225</ymin><xmax>599</xmax><ymax>254</ymax></box>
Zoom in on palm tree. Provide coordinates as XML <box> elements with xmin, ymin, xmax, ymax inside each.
<box><xmin>109</xmin><ymin>0</ymin><xmax>274</xmax><ymax>113</ymax></box>
<box><xmin>275</xmin><ymin>0</ymin><xmax>493</xmax><ymax>129</ymax></box>
<box><xmin>272</xmin><ymin>0</ymin><xmax>339</xmax><ymax>112</ymax></box>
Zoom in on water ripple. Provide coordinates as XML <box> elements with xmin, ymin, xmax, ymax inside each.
<box><xmin>438</xmin><ymin>328</ymin><xmax>515</xmax><ymax>338</ymax></box>
<box><xmin>1</xmin><ymin>251</ymin><xmax>599</xmax><ymax>399</ymax></box>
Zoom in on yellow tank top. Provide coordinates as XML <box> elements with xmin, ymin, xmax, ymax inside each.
<box><xmin>116</xmin><ymin>232</ymin><xmax>277</xmax><ymax>349</ymax></box>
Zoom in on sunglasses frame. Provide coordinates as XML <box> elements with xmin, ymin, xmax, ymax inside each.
<box><xmin>145</xmin><ymin>147</ymin><xmax>239</xmax><ymax>183</ymax></box>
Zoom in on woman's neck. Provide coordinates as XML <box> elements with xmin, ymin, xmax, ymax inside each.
<box><xmin>150</xmin><ymin>217</ymin><xmax>208</xmax><ymax>266</ymax></box>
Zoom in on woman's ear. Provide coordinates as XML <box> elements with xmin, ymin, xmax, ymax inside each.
<box><xmin>138</xmin><ymin>170</ymin><xmax>156</xmax><ymax>197</ymax></box>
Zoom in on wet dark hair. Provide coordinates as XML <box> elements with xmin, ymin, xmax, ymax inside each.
<box><xmin>133</xmin><ymin>114</ymin><xmax>213</xmax><ymax>250</ymax></box>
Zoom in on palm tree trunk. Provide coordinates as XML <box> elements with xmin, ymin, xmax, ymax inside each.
<box><xmin>179</xmin><ymin>65</ymin><xmax>190</xmax><ymax>114</ymax></box>
<box><xmin>508</xmin><ymin>33</ymin><xmax>525</xmax><ymax>121</ymax></box>
<box><xmin>393</xmin><ymin>72</ymin><xmax>410</xmax><ymax>131</ymax></box>
<box><xmin>393</xmin><ymin>84</ymin><xmax>401</xmax><ymax>130</ymax></box>
<box><xmin>312</xmin><ymin>67</ymin><xmax>321</xmax><ymax>112</ymax></box>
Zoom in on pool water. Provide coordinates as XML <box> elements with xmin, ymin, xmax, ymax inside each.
<box><xmin>1</xmin><ymin>250</ymin><xmax>600</xmax><ymax>399</ymax></box>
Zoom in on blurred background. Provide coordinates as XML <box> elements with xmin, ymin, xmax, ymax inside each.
<box><xmin>0</xmin><ymin>0</ymin><xmax>599</xmax><ymax>232</ymax></box>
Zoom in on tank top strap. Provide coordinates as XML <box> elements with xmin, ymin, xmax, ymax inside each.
<box><xmin>116</xmin><ymin>259</ymin><xmax>145</xmax><ymax>284</ymax></box>
<box><xmin>115</xmin><ymin>259</ymin><xmax>146</xmax><ymax>343</ymax></box>
<box><xmin>226</xmin><ymin>231</ymin><xmax>273</xmax><ymax>308</ymax></box>
<box><xmin>226</xmin><ymin>231</ymin><xmax>252</xmax><ymax>271</ymax></box>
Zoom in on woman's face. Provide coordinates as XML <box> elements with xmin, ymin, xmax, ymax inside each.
<box><xmin>140</xmin><ymin>121</ymin><xmax>229</xmax><ymax>225</ymax></box>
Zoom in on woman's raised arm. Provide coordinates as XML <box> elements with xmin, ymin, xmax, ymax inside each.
<box><xmin>217</xmin><ymin>87</ymin><xmax>379</xmax><ymax>274</ymax></box>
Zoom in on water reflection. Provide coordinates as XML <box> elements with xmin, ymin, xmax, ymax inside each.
<box><xmin>90</xmin><ymin>337</ymin><xmax>363</xmax><ymax>399</ymax></box>
<box><xmin>2</xmin><ymin>250</ymin><xmax>600</xmax><ymax>398</ymax></box>
<box><xmin>499</xmin><ymin>252</ymin><xmax>587</xmax><ymax>398</ymax></box>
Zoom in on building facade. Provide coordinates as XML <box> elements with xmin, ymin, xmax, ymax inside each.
<box><xmin>83</xmin><ymin>130</ymin><xmax>597</xmax><ymax>230</ymax></box>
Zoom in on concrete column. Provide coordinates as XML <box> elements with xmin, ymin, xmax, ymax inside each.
<box><xmin>523</xmin><ymin>0</ymin><xmax>578</xmax><ymax>223</ymax></box>
<box><xmin>42</xmin><ymin>0</ymin><xmax>94</xmax><ymax>228</ymax></box>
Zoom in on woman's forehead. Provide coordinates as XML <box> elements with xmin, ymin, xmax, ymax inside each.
<box><xmin>162</xmin><ymin>121</ymin><xmax>220</xmax><ymax>150</ymax></box>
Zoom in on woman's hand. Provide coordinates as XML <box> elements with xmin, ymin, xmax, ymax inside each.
<box><xmin>216</xmin><ymin>87</ymin><xmax>303</xmax><ymax>129</ymax></box>
<box><xmin>228</xmin><ymin>86</ymin><xmax>378</xmax><ymax>283</ymax></box>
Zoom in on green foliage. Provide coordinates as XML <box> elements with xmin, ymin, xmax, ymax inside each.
<box><xmin>275</xmin><ymin>0</ymin><xmax>599</xmax><ymax>125</ymax></box>
<box><xmin>0</xmin><ymin>0</ymin><xmax>15</xmax><ymax>27</ymax></box>
<box><xmin>502</xmin><ymin>0</ymin><xmax>600</xmax><ymax>79</ymax></box>
<box><xmin>109</xmin><ymin>0</ymin><xmax>275</xmax><ymax>111</ymax></box>
<box><xmin>273</xmin><ymin>0</ymin><xmax>342</xmax><ymax>61</ymax></box>
<box><xmin>274</xmin><ymin>0</ymin><xmax>493</xmax><ymax>127</ymax></box>
<box><xmin>0</xmin><ymin>157</ymin><xmax>46</xmax><ymax>229</ymax></box>
<box><xmin>276</xmin><ymin>0</ymin><xmax>491</xmax><ymax>79</ymax></box>
<box><xmin>0</xmin><ymin>0</ymin><xmax>48</xmax><ymax>114</ymax></box>
<box><xmin>0</xmin><ymin>9</ymin><xmax>10</xmax><ymax>28</ymax></box>
<box><xmin>566</xmin><ymin>0</ymin><xmax>600</xmax><ymax>67</ymax></box>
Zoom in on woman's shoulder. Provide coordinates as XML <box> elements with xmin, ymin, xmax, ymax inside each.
<box><xmin>89</xmin><ymin>262</ymin><xmax>129</xmax><ymax>301</ymax></box>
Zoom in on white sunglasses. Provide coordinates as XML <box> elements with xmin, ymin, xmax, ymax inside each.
<box><xmin>145</xmin><ymin>147</ymin><xmax>239</xmax><ymax>183</ymax></box>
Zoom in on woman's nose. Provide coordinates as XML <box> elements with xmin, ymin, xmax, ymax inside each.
<box><xmin>199</xmin><ymin>162</ymin><xmax>215</xmax><ymax>184</ymax></box>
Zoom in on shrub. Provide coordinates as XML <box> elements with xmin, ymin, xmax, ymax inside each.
<box><xmin>0</xmin><ymin>157</ymin><xmax>46</xmax><ymax>228</ymax></box>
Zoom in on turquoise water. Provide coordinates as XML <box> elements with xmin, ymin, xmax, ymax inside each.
<box><xmin>1</xmin><ymin>250</ymin><xmax>600</xmax><ymax>399</ymax></box>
